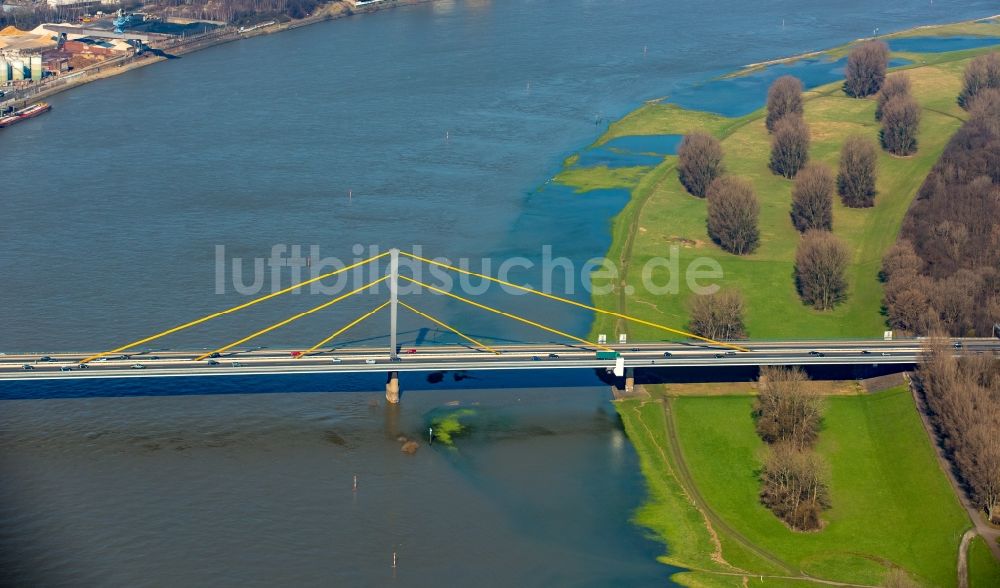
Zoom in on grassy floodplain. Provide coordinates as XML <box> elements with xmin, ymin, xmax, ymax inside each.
<box><xmin>566</xmin><ymin>16</ymin><xmax>1000</xmax><ymax>588</ymax></box>
<box><xmin>968</xmin><ymin>536</ymin><xmax>1000</xmax><ymax>587</ymax></box>
<box><xmin>560</xmin><ymin>18</ymin><xmax>1000</xmax><ymax>340</ymax></box>
<box><xmin>619</xmin><ymin>387</ymin><xmax>974</xmax><ymax>587</ymax></box>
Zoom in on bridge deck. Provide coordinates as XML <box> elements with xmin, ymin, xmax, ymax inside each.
<box><xmin>1</xmin><ymin>339</ymin><xmax>995</xmax><ymax>382</ymax></box>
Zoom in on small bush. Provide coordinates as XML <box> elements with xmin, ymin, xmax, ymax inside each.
<box><xmin>837</xmin><ymin>136</ymin><xmax>878</xmax><ymax>207</ymax></box>
<box><xmin>766</xmin><ymin>75</ymin><xmax>804</xmax><ymax>132</ymax></box>
<box><xmin>844</xmin><ymin>40</ymin><xmax>889</xmax><ymax>98</ymax></box>
<box><xmin>677</xmin><ymin>133</ymin><xmax>725</xmax><ymax>198</ymax></box>
<box><xmin>706</xmin><ymin>176</ymin><xmax>760</xmax><ymax>255</ymax></box>
<box><xmin>769</xmin><ymin>115</ymin><xmax>810</xmax><ymax>178</ymax></box>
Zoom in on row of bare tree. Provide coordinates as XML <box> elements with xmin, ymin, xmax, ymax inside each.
<box><xmin>882</xmin><ymin>56</ymin><xmax>1000</xmax><ymax>337</ymax></box>
<box><xmin>754</xmin><ymin>367</ymin><xmax>830</xmax><ymax>531</ymax></box>
<box><xmin>917</xmin><ymin>341</ymin><xmax>1000</xmax><ymax>523</ymax></box>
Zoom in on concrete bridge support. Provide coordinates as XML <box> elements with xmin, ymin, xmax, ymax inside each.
<box><xmin>624</xmin><ymin>367</ymin><xmax>634</xmax><ymax>394</ymax></box>
<box><xmin>386</xmin><ymin>371</ymin><xmax>400</xmax><ymax>404</ymax></box>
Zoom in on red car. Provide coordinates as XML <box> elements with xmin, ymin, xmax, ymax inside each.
<box><xmin>404</xmin><ymin>349</ymin><xmax>417</xmax><ymax>354</ymax></box>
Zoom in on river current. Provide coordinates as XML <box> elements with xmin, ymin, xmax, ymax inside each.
<box><xmin>1</xmin><ymin>0</ymin><xmax>997</xmax><ymax>585</ymax></box>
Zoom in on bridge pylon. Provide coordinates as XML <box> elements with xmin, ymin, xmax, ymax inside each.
<box><xmin>389</xmin><ymin>248</ymin><xmax>399</xmax><ymax>360</ymax></box>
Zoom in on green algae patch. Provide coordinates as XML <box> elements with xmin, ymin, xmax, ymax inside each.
<box><xmin>429</xmin><ymin>408</ymin><xmax>477</xmax><ymax>445</ymax></box>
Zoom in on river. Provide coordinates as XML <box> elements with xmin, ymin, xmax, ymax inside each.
<box><xmin>1</xmin><ymin>0</ymin><xmax>997</xmax><ymax>585</ymax></box>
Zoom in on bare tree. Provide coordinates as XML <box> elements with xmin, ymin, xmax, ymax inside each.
<box><xmin>766</xmin><ymin>75</ymin><xmax>804</xmax><ymax>132</ymax></box>
<box><xmin>770</xmin><ymin>115</ymin><xmax>810</xmax><ymax>178</ymax></box>
<box><xmin>968</xmin><ymin>88</ymin><xmax>1000</xmax><ymax>136</ymax></box>
<box><xmin>755</xmin><ymin>366</ymin><xmax>824</xmax><ymax>450</ymax></box>
<box><xmin>958</xmin><ymin>51</ymin><xmax>1000</xmax><ymax>110</ymax></box>
<box><xmin>790</xmin><ymin>163</ymin><xmax>834</xmax><ymax>232</ymax></box>
<box><xmin>881</xmin><ymin>94</ymin><xmax>921</xmax><ymax>156</ymax></box>
<box><xmin>677</xmin><ymin>133</ymin><xmax>725</xmax><ymax>198</ymax></box>
<box><xmin>875</xmin><ymin>73</ymin><xmax>911</xmax><ymax>121</ymax></box>
<box><xmin>844</xmin><ymin>40</ymin><xmax>890</xmax><ymax>98</ymax></box>
<box><xmin>688</xmin><ymin>289</ymin><xmax>748</xmax><ymax>341</ymax></box>
<box><xmin>759</xmin><ymin>442</ymin><xmax>831</xmax><ymax>531</ymax></box>
<box><xmin>795</xmin><ymin>230</ymin><xmax>850</xmax><ymax>310</ymax></box>
<box><xmin>706</xmin><ymin>176</ymin><xmax>760</xmax><ymax>255</ymax></box>
<box><xmin>837</xmin><ymin>136</ymin><xmax>878</xmax><ymax>207</ymax></box>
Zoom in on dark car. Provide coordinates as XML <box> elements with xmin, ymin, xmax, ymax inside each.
<box><xmin>714</xmin><ymin>353</ymin><xmax>724</xmax><ymax>358</ymax></box>
<box><xmin>22</xmin><ymin>364</ymin><xmax>33</xmax><ymax>371</ymax></box>
<box><xmin>532</xmin><ymin>355</ymin><xmax>541</xmax><ymax>361</ymax></box>
<box><xmin>662</xmin><ymin>351</ymin><xmax>672</xmax><ymax>357</ymax></box>
<box><xmin>39</xmin><ymin>356</ymin><xmax>52</xmax><ymax>362</ymax></box>
<box><xmin>210</xmin><ymin>352</ymin><xmax>222</xmax><ymax>358</ymax></box>
<box><xmin>207</xmin><ymin>360</ymin><xmax>220</xmax><ymax>366</ymax></box>
<box><xmin>548</xmin><ymin>353</ymin><xmax>558</xmax><ymax>359</ymax></box>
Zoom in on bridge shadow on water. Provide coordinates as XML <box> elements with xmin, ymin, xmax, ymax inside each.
<box><xmin>0</xmin><ymin>363</ymin><xmax>911</xmax><ymax>401</ymax></box>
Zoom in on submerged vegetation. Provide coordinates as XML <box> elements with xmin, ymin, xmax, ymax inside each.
<box><xmin>428</xmin><ymin>408</ymin><xmax>477</xmax><ymax>445</ymax></box>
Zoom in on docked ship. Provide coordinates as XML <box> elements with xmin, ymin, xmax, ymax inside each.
<box><xmin>0</xmin><ymin>102</ymin><xmax>51</xmax><ymax>129</ymax></box>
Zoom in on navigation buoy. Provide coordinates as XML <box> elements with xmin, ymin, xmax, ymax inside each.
<box><xmin>353</xmin><ymin>474</ymin><xmax>358</xmax><ymax>492</ymax></box>
<box><xmin>392</xmin><ymin>551</ymin><xmax>397</xmax><ymax>569</ymax></box>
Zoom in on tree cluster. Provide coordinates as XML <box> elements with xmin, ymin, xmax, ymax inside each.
<box><xmin>917</xmin><ymin>341</ymin><xmax>1000</xmax><ymax>523</ymax></box>
<box><xmin>766</xmin><ymin>76</ymin><xmax>804</xmax><ymax>132</ymax></box>
<box><xmin>769</xmin><ymin>115</ymin><xmax>810</xmax><ymax>178</ymax></box>
<box><xmin>687</xmin><ymin>289</ymin><xmax>747</xmax><ymax>341</ymax></box>
<box><xmin>958</xmin><ymin>52</ymin><xmax>1000</xmax><ymax>110</ymax></box>
<box><xmin>882</xmin><ymin>93</ymin><xmax>1000</xmax><ymax>336</ymax></box>
<box><xmin>706</xmin><ymin>176</ymin><xmax>760</xmax><ymax>255</ymax></box>
<box><xmin>754</xmin><ymin>367</ymin><xmax>823</xmax><ymax>450</ymax></box>
<box><xmin>837</xmin><ymin>136</ymin><xmax>878</xmax><ymax>207</ymax></box>
<box><xmin>795</xmin><ymin>230</ymin><xmax>850</xmax><ymax>310</ymax></box>
<box><xmin>843</xmin><ymin>40</ymin><xmax>890</xmax><ymax>98</ymax></box>
<box><xmin>677</xmin><ymin>133</ymin><xmax>725</xmax><ymax>198</ymax></box>
<box><xmin>754</xmin><ymin>367</ymin><xmax>830</xmax><ymax>531</ymax></box>
<box><xmin>790</xmin><ymin>163</ymin><xmax>834</xmax><ymax>232</ymax></box>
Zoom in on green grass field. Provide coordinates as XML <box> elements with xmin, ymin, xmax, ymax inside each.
<box><xmin>618</xmin><ymin>387</ymin><xmax>973</xmax><ymax>587</ymax></box>
<box><xmin>968</xmin><ymin>536</ymin><xmax>1000</xmax><ymax>587</ymax></box>
<box><xmin>563</xmin><ymin>21</ymin><xmax>1000</xmax><ymax>341</ymax></box>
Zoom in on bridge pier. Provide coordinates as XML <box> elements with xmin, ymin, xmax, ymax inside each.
<box><xmin>386</xmin><ymin>371</ymin><xmax>400</xmax><ymax>404</ymax></box>
<box><xmin>624</xmin><ymin>367</ymin><xmax>634</xmax><ymax>394</ymax></box>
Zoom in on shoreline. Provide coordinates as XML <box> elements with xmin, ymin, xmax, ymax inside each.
<box><xmin>0</xmin><ymin>0</ymin><xmax>432</xmax><ymax>111</ymax></box>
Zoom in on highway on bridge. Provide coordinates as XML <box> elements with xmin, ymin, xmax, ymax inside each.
<box><xmin>1</xmin><ymin>338</ymin><xmax>996</xmax><ymax>382</ymax></box>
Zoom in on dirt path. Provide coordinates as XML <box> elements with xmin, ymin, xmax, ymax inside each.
<box><xmin>627</xmin><ymin>397</ymin><xmax>883</xmax><ymax>587</ymax></box>
<box><xmin>659</xmin><ymin>397</ymin><xmax>798</xmax><ymax>575</ymax></box>
<box><xmin>958</xmin><ymin>529</ymin><xmax>974</xmax><ymax>588</ymax></box>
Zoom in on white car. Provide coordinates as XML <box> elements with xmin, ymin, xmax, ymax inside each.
<box><xmin>364</xmin><ymin>359</ymin><xmax>376</xmax><ymax>365</ymax></box>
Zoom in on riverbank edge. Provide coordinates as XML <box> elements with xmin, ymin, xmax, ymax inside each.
<box><xmin>583</xmin><ymin>15</ymin><xmax>999</xmax><ymax>586</ymax></box>
<box><xmin>581</xmin><ymin>15</ymin><xmax>999</xmax><ymax>342</ymax></box>
<box><xmin>0</xmin><ymin>0</ymin><xmax>432</xmax><ymax>110</ymax></box>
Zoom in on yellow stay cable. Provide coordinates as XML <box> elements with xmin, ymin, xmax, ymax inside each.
<box><xmin>299</xmin><ymin>300</ymin><xmax>391</xmax><ymax>357</ymax></box>
<box><xmin>399</xmin><ymin>276</ymin><xmax>614</xmax><ymax>352</ymax></box>
<box><xmin>82</xmin><ymin>251</ymin><xmax>390</xmax><ymax>363</ymax></box>
<box><xmin>398</xmin><ymin>250</ymin><xmax>748</xmax><ymax>352</ymax></box>
<box><xmin>398</xmin><ymin>300</ymin><xmax>500</xmax><ymax>355</ymax></box>
<box><xmin>194</xmin><ymin>276</ymin><xmax>388</xmax><ymax>361</ymax></box>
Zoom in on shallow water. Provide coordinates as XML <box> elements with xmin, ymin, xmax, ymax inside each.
<box><xmin>887</xmin><ymin>35</ymin><xmax>1000</xmax><ymax>53</ymax></box>
<box><xmin>574</xmin><ymin>134</ymin><xmax>682</xmax><ymax>168</ymax></box>
<box><xmin>669</xmin><ymin>56</ymin><xmax>912</xmax><ymax>117</ymax></box>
